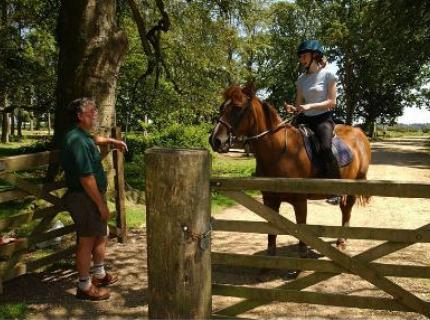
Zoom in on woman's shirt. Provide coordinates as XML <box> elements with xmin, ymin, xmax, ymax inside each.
<box><xmin>296</xmin><ymin>68</ymin><xmax>337</xmax><ymax>117</ymax></box>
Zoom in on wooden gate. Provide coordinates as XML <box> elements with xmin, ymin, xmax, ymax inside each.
<box><xmin>145</xmin><ymin>149</ymin><xmax>430</xmax><ymax>319</ymax></box>
<box><xmin>211</xmin><ymin>177</ymin><xmax>430</xmax><ymax>318</ymax></box>
<box><xmin>0</xmin><ymin>128</ymin><xmax>127</xmax><ymax>293</ymax></box>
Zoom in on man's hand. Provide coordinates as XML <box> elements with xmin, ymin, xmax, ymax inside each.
<box><xmin>112</xmin><ymin>139</ymin><xmax>128</xmax><ymax>152</ymax></box>
<box><xmin>98</xmin><ymin>202</ymin><xmax>110</xmax><ymax>221</ymax></box>
<box><xmin>284</xmin><ymin>102</ymin><xmax>297</xmax><ymax>113</ymax></box>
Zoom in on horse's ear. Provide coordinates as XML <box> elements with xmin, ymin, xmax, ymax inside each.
<box><xmin>242</xmin><ymin>83</ymin><xmax>256</xmax><ymax>98</ymax></box>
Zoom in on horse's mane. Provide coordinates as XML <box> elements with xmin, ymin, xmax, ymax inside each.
<box><xmin>223</xmin><ymin>85</ymin><xmax>248</xmax><ymax>105</ymax></box>
<box><xmin>261</xmin><ymin>100</ymin><xmax>281</xmax><ymax>130</ymax></box>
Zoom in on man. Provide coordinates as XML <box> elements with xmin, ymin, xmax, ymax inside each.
<box><xmin>61</xmin><ymin>98</ymin><xmax>127</xmax><ymax>301</ymax></box>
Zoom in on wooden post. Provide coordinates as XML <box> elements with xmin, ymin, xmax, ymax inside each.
<box><xmin>112</xmin><ymin>127</ymin><xmax>127</xmax><ymax>243</ymax></box>
<box><xmin>145</xmin><ymin>148</ymin><xmax>211</xmax><ymax>319</ymax></box>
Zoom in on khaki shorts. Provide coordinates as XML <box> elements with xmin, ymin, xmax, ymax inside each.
<box><xmin>63</xmin><ymin>191</ymin><xmax>107</xmax><ymax>237</ymax></box>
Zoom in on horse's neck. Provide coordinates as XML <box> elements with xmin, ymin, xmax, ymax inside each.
<box><xmin>251</xmin><ymin>124</ymin><xmax>303</xmax><ymax>167</ymax></box>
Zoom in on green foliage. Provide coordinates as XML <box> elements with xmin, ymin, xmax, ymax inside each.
<box><xmin>322</xmin><ymin>0</ymin><xmax>430</xmax><ymax>127</ymax></box>
<box><xmin>126</xmin><ymin>123</ymin><xmax>212</xmax><ymax>154</ymax></box>
<box><xmin>0</xmin><ymin>136</ymin><xmax>50</xmax><ymax>158</ymax></box>
<box><xmin>0</xmin><ymin>303</ymin><xmax>28</xmax><ymax>319</ymax></box>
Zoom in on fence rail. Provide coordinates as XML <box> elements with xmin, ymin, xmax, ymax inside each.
<box><xmin>0</xmin><ymin>127</ymin><xmax>127</xmax><ymax>294</ymax></box>
<box><xmin>146</xmin><ymin>149</ymin><xmax>430</xmax><ymax>318</ymax></box>
<box><xmin>211</xmin><ymin>177</ymin><xmax>430</xmax><ymax>198</ymax></box>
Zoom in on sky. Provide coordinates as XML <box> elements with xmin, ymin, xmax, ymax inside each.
<box><xmin>397</xmin><ymin>107</ymin><xmax>430</xmax><ymax>125</ymax></box>
<box><xmin>325</xmin><ymin>63</ymin><xmax>430</xmax><ymax>124</ymax></box>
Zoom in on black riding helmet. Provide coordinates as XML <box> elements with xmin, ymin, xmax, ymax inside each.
<box><xmin>297</xmin><ymin>39</ymin><xmax>324</xmax><ymax>57</ymax></box>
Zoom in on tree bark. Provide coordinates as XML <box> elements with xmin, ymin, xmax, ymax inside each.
<box><xmin>1</xmin><ymin>113</ymin><xmax>10</xmax><ymax>144</ymax></box>
<box><xmin>30</xmin><ymin>112</ymin><xmax>34</xmax><ymax>132</ymax></box>
<box><xmin>47</xmin><ymin>112</ymin><xmax>51</xmax><ymax>136</ymax></box>
<box><xmin>53</xmin><ymin>0</ymin><xmax>128</xmax><ymax>148</ymax></box>
<box><xmin>17</xmin><ymin>109</ymin><xmax>23</xmax><ymax>140</ymax></box>
<box><xmin>344</xmin><ymin>53</ymin><xmax>355</xmax><ymax>125</ymax></box>
<box><xmin>10</xmin><ymin>109</ymin><xmax>15</xmax><ymax>136</ymax></box>
<box><xmin>49</xmin><ymin>0</ymin><xmax>128</xmax><ymax>180</ymax></box>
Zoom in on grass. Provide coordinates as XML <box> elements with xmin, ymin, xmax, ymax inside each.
<box><xmin>0</xmin><ymin>303</ymin><xmax>28</xmax><ymax>319</ymax></box>
<box><xmin>108</xmin><ymin>200</ymin><xmax>146</xmax><ymax>228</ymax></box>
<box><xmin>211</xmin><ymin>153</ymin><xmax>256</xmax><ymax>177</ymax></box>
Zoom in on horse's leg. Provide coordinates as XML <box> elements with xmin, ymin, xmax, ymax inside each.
<box><xmin>337</xmin><ymin>195</ymin><xmax>356</xmax><ymax>249</ymax></box>
<box><xmin>263</xmin><ymin>193</ymin><xmax>281</xmax><ymax>256</ymax></box>
<box><xmin>292</xmin><ymin>198</ymin><xmax>308</xmax><ymax>257</ymax></box>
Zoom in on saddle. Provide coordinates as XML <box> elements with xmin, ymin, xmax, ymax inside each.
<box><xmin>298</xmin><ymin>125</ymin><xmax>354</xmax><ymax>171</ymax></box>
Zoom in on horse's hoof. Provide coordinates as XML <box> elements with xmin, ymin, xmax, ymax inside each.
<box><xmin>257</xmin><ymin>269</ymin><xmax>271</xmax><ymax>282</ymax></box>
<box><xmin>299</xmin><ymin>245</ymin><xmax>308</xmax><ymax>258</ymax></box>
<box><xmin>267</xmin><ymin>247</ymin><xmax>276</xmax><ymax>256</ymax></box>
<box><xmin>336</xmin><ymin>239</ymin><xmax>347</xmax><ymax>250</ymax></box>
<box><xmin>285</xmin><ymin>270</ymin><xmax>299</xmax><ymax>279</ymax></box>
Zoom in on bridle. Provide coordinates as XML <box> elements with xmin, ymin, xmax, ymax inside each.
<box><xmin>215</xmin><ymin>96</ymin><xmax>290</xmax><ymax>145</ymax></box>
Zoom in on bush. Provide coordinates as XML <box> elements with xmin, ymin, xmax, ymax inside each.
<box><xmin>125</xmin><ymin>123</ymin><xmax>212</xmax><ymax>156</ymax></box>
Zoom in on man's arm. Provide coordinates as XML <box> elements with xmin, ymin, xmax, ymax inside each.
<box><xmin>79</xmin><ymin>175</ymin><xmax>110</xmax><ymax>221</ymax></box>
<box><xmin>93</xmin><ymin>135</ymin><xmax>128</xmax><ymax>152</ymax></box>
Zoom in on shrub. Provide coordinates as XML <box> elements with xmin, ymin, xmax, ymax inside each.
<box><xmin>125</xmin><ymin>123</ymin><xmax>212</xmax><ymax>157</ymax></box>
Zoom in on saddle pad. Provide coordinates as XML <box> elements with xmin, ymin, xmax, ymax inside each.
<box><xmin>300</xmin><ymin>127</ymin><xmax>354</xmax><ymax>168</ymax></box>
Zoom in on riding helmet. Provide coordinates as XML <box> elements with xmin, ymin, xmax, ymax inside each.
<box><xmin>297</xmin><ymin>40</ymin><xmax>324</xmax><ymax>56</ymax></box>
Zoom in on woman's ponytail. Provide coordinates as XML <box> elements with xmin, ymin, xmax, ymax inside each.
<box><xmin>314</xmin><ymin>54</ymin><xmax>327</xmax><ymax>68</ymax></box>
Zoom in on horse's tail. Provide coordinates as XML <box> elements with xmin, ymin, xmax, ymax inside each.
<box><xmin>357</xmin><ymin>174</ymin><xmax>371</xmax><ymax>206</ymax></box>
<box><xmin>358</xmin><ymin>194</ymin><xmax>371</xmax><ymax>206</ymax></box>
<box><xmin>340</xmin><ymin>193</ymin><xmax>371</xmax><ymax>207</ymax></box>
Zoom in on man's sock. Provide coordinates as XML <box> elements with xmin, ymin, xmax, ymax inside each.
<box><xmin>78</xmin><ymin>276</ymin><xmax>91</xmax><ymax>291</ymax></box>
<box><xmin>92</xmin><ymin>263</ymin><xmax>106</xmax><ymax>279</ymax></box>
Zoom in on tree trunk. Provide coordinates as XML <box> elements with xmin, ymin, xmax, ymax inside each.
<box><xmin>344</xmin><ymin>54</ymin><xmax>355</xmax><ymax>125</ymax></box>
<box><xmin>49</xmin><ymin>0</ymin><xmax>128</xmax><ymax>180</ymax></box>
<box><xmin>1</xmin><ymin>91</ymin><xmax>10</xmax><ymax>143</ymax></box>
<box><xmin>30</xmin><ymin>112</ymin><xmax>34</xmax><ymax>132</ymax></box>
<box><xmin>1</xmin><ymin>113</ymin><xmax>10</xmax><ymax>144</ymax></box>
<box><xmin>368</xmin><ymin>121</ymin><xmax>376</xmax><ymax>139</ymax></box>
<box><xmin>17</xmin><ymin>109</ymin><xmax>23</xmax><ymax>140</ymax></box>
<box><xmin>47</xmin><ymin>112</ymin><xmax>51</xmax><ymax>136</ymax></box>
<box><xmin>35</xmin><ymin>116</ymin><xmax>41</xmax><ymax>130</ymax></box>
<box><xmin>10</xmin><ymin>109</ymin><xmax>15</xmax><ymax>136</ymax></box>
<box><xmin>53</xmin><ymin>0</ymin><xmax>128</xmax><ymax>147</ymax></box>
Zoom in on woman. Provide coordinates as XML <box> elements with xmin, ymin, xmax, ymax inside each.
<box><xmin>285</xmin><ymin>39</ymin><xmax>340</xmax><ymax>204</ymax></box>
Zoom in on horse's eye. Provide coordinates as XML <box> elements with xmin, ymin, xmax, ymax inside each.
<box><xmin>219</xmin><ymin>104</ymin><xmax>224</xmax><ymax>113</ymax></box>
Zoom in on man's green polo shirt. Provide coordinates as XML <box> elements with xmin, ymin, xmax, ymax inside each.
<box><xmin>61</xmin><ymin>125</ymin><xmax>107</xmax><ymax>193</ymax></box>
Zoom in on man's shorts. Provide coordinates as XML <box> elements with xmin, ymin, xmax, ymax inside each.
<box><xmin>63</xmin><ymin>191</ymin><xmax>108</xmax><ymax>237</ymax></box>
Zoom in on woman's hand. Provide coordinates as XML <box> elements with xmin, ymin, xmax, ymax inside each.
<box><xmin>283</xmin><ymin>102</ymin><xmax>297</xmax><ymax>113</ymax></box>
<box><xmin>296</xmin><ymin>104</ymin><xmax>311</xmax><ymax>113</ymax></box>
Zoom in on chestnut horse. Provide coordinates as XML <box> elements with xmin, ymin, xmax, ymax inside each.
<box><xmin>209</xmin><ymin>84</ymin><xmax>371</xmax><ymax>256</ymax></box>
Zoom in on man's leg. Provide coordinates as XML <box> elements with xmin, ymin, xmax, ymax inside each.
<box><xmin>92</xmin><ymin>235</ymin><xmax>107</xmax><ymax>266</ymax></box>
<box><xmin>76</xmin><ymin>236</ymin><xmax>97</xmax><ymax>285</ymax></box>
<box><xmin>91</xmin><ymin>235</ymin><xmax>118</xmax><ymax>286</ymax></box>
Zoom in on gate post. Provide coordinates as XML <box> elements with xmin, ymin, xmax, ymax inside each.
<box><xmin>145</xmin><ymin>148</ymin><xmax>211</xmax><ymax>319</ymax></box>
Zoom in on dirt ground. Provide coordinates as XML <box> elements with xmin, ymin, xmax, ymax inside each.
<box><xmin>1</xmin><ymin>137</ymin><xmax>430</xmax><ymax>319</ymax></box>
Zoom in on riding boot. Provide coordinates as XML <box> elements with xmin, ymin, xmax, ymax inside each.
<box><xmin>321</xmin><ymin>150</ymin><xmax>341</xmax><ymax>205</ymax></box>
<box><xmin>321</xmin><ymin>150</ymin><xmax>340</xmax><ymax>179</ymax></box>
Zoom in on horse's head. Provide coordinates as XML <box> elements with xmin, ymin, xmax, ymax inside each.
<box><xmin>209</xmin><ymin>84</ymin><xmax>257</xmax><ymax>153</ymax></box>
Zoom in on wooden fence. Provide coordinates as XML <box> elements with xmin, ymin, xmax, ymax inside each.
<box><xmin>0</xmin><ymin>127</ymin><xmax>126</xmax><ymax>294</ymax></box>
<box><xmin>145</xmin><ymin>148</ymin><xmax>430</xmax><ymax>319</ymax></box>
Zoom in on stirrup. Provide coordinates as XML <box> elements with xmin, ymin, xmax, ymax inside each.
<box><xmin>326</xmin><ymin>196</ymin><xmax>341</xmax><ymax>205</ymax></box>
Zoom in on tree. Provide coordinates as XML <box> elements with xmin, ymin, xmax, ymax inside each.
<box><xmin>52</xmin><ymin>0</ymin><xmax>128</xmax><ymax>150</ymax></box>
<box><xmin>0</xmin><ymin>0</ymin><xmax>58</xmax><ymax>143</ymax></box>
<box><xmin>323</xmin><ymin>0</ymin><xmax>430</xmax><ymax>132</ymax></box>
